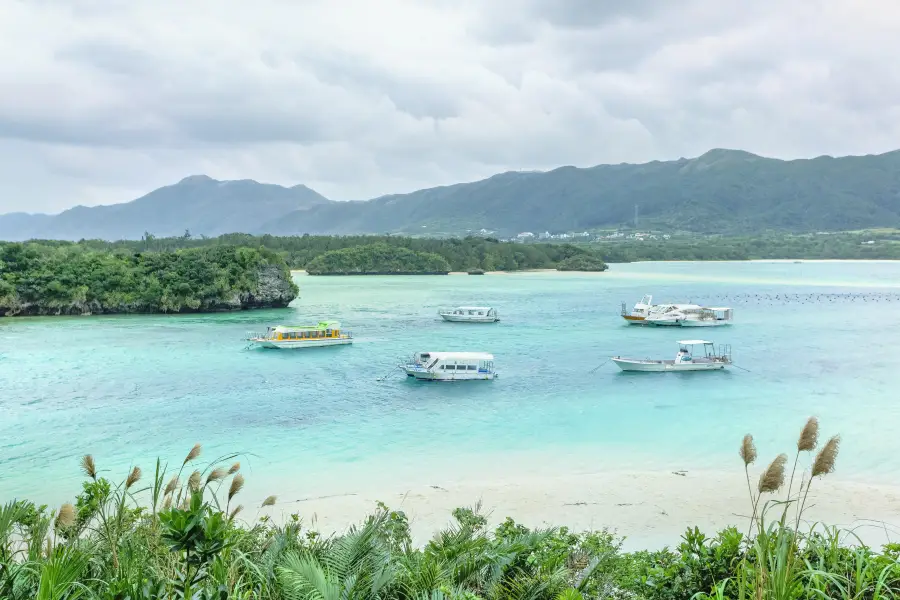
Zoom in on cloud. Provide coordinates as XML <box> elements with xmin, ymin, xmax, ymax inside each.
<box><xmin>0</xmin><ymin>0</ymin><xmax>899</xmax><ymax>213</ymax></box>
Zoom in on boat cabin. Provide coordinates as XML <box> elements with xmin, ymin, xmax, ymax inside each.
<box><xmin>264</xmin><ymin>321</ymin><xmax>347</xmax><ymax>341</ymax></box>
<box><xmin>412</xmin><ymin>351</ymin><xmax>494</xmax><ymax>372</ymax></box>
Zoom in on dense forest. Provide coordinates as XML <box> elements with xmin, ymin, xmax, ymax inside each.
<box><xmin>590</xmin><ymin>233</ymin><xmax>900</xmax><ymax>262</ymax></box>
<box><xmin>2</xmin><ymin>420</ymin><xmax>895</xmax><ymax>599</ymax></box>
<box><xmin>0</xmin><ymin>243</ymin><xmax>298</xmax><ymax>316</ymax></box>
<box><xmin>305</xmin><ymin>243</ymin><xmax>452</xmax><ymax>275</ymax></box>
<box><xmin>70</xmin><ymin>234</ymin><xmax>609</xmax><ymax>271</ymax></box>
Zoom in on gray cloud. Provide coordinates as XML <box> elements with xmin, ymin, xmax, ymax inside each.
<box><xmin>0</xmin><ymin>0</ymin><xmax>898</xmax><ymax>214</ymax></box>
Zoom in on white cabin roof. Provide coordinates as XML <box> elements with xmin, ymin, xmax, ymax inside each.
<box><xmin>705</xmin><ymin>307</ymin><xmax>732</xmax><ymax>311</ymax></box>
<box><xmin>452</xmin><ymin>306</ymin><xmax>494</xmax><ymax>311</ymax></box>
<box><xmin>677</xmin><ymin>340</ymin><xmax>713</xmax><ymax>345</ymax></box>
<box><xmin>418</xmin><ymin>351</ymin><xmax>494</xmax><ymax>360</ymax></box>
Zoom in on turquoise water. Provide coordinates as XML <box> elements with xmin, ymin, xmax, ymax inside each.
<box><xmin>2</xmin><ymin>261</ymin><xmax>900</xmax><ymax>506</ymax></box>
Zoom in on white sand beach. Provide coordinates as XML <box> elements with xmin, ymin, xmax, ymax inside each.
<box><xmin>260</xmin><ymin>470</ymin><xmax>900</xmax><ymax>550</ymax></box>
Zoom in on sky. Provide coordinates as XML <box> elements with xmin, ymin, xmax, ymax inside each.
<box><xmin>1</xmin><ymin>0</ymin><xmax>899</xmax><ymax>214</ymax></box>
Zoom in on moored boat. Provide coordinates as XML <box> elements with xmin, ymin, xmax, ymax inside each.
<box><xmin>645</xmin><ymin>306</ymin><xmax>734</xmax><ymax>327</ymax></box>
<box><xmin>438</xmin><ymin>306</ymin><xmax>499</xmax><ymax>323</ymax></box>
<box><xmin>247</xmin><ymin>321</ymin><xmax>353</xmax><ymax>349</ymax></box>
<box><xmin>621</xmin><ymin>295</ymin><xmax>732</xmax><ymax>327</ymax></box>
<box><xmin>612</xmin><ymin>340</ymin><xmax>732</xmax><ymax>372</ymax></box>
<box><xmin>402</xmin><ymin>351</ymin><xmax>496</xmax><ymax>381</ymax></box>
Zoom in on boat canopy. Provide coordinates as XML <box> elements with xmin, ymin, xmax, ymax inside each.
<box><xmin>677</xmin><ymin>340</ymin><xmax>713</xmax><ymax>346</ymax></box>
<box><xmin>451</xmin><ymin>306</ymin><xmax>493</xmax><ymax>311</ymax></box>
<box><xmin>418</xmin><ymin>351</ymin><xmax>494</xmax><ymax>361</ymax></box>
<box><xmin>273</xmin><ymin>321</ymin><xmax>341</xmax><ymax>331</ymax></box>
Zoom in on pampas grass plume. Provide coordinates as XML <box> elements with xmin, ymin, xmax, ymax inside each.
<box><xmin>55</xmin><ymin>503</ymin><xmax>76</xmax><ymax>530</ymax></box>
<box><xmin>183</xmin><ymin>444</ymin><xmax>202</xmax><ymax>466</ymax></box>
<box><xmin>812</xmin><ymin>435</ymin><xmax>840</xmax><ymax>477</ymax></box>
<box><xmin>188</xmin><ymin>470</ymin><xmax>201</xmax><ymax>492</ymax></box>
<box><xmin>758</xmin><ymin>453</ymin><xmax>788</xmax><ymax>493</ymax></box>
<box><xmin>739</xmin><ymin>434</ymin><xmax>757</xmax><ymax>466</ymax></box>
<box><xmin>125</xmin><ymin>466</ymin><xmax>142</xmax><ymax>489</ymax></box>
<box><xmin>81</xmin><ymin>455</ymin><xmax>97</xmax><ymax>480</ymax></box>
<box><xmin>228</xmin><ymin>474</ymin><xmax>245</xmax><ymax>501</ymax></box>
<box><xmin>261</xmin><ymin>495</ymin><xmax>277</xmax><ymax>508</ymax></box>
<box><xmin>798</xmin><ymin>417</ymin><xmax>819</xmax><ymax>452</ymax></box>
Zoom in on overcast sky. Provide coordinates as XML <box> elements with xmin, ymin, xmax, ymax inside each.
<box><xmin>1</xmin><ymin>0</ymin><xmax>898</xmax><ymax>214</ymax></box>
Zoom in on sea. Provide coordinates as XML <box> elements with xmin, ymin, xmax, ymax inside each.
<box><xmin>2</xmin><ymin>261</ymin><xmax>900</xmax><ymax>508</ymax></box>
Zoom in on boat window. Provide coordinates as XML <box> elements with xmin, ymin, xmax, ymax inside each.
<box><xmin>467</xmin><ymin>365</ymin><xmax>476</xmax><ymax>370</ymax></box>
<box><xmin>478</xmin><ymin>311</ymin><xmax>484</xmax><ymax>315</ymax></box>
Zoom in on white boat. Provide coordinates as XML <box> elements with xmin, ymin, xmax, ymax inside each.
<box><xmin>645</xmin><ymin>306</ymin><xmax>734</xmax><ymax>327</ymax></box>
<box><xmin>438</xmin><ymin>306</ymin><xmax>499</xmax><ymax>323</ymax></box>
<box><xmin>247</xmin><ymin>321</ymin><xmax>352</xmax><ymax>349</ymax></box>
<box><xmin>612</xmin><ymin>340</ymin><xmax>732</xmax><ymax>372</ymax></box>
<box><xmin>621</xmin><ymin>295</ymin><xmax>732</xmax><ymax>327</ymax></box>
<box><xmin>402</xmin><ymin>352</ymin><xmax>496</xmax><ymax>381</ymax></box>
<box><xmin>621</xmin><ymin>295</ymin><xmax>699</xmax><ymax>325</ymax></box>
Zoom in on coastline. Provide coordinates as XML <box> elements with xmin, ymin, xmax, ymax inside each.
<box><xmin>258</xmin><ymin>469</ymin><xmax>900</xmax><ymax>550</ymax></box>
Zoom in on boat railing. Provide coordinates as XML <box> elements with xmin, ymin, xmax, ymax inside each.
<box><xmin>620</xmin><ymin>302</ymin><xmax>628</xmax><ymax>316</ymax></box>
<box><xmin>716</xmin><ymin>344</ymin><xmax>733</xmax><ymax>362</ymax></box>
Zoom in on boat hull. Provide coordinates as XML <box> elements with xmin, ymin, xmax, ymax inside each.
<box><xmin>403</xmin><ymin>367</ymin><xmax>495</xmax><ymax>380</ymax></box>
<box><xmin>439</xmin><ymin>314</ymin><xmax>499</xmax><ymax>323</ymax></box>
<box><xmin>622</xmin><ymin>315</ymin><xmax>646</xmax><ymax>325</ymax></box>
<box><xmin>251</xmin><ymin>338</ymin><xmax>353</xmax><ymax>349</ymax></box>
<box><xmin>611</xmin><ymin>358</ymin><xmax>728</xmax><ymax>372</ymax></box>
<box><xmin>678</xmin><ymin>320</ymin><xmax>732</xmax><ymax>327</ymax></box>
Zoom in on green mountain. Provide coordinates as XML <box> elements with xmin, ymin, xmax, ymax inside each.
<box><xmin>3</xmin><ymin>149</ymin><xmax>900</xmax><ymax>241</ymax></box>
<box><xmin>0</xmin><ymin>175</ymin><xmax>329</xmax><ymax>241</ymax></box>
<box><xmin>266</xmin><ymin>149</ymin><xmax>900</xmax><ymax>235</ymax></box>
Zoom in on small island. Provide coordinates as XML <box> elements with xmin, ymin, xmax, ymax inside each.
<box><xmin>305</xmin><ymin>243</ymin><xmax>452</xmax><ymax>275</ymax></box>
<box><xmin>0</xmin><ymin>243</ymin><xmax>298</xmax><ymax>316</ymax></box>
<box><xmin>556</xmin><ymin>254</ymin><xmax>609</xmax><ymax>272</ymax></box>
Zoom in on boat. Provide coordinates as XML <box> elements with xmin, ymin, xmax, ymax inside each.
<box><xmin>612</xmin><ymin>340</ymin><xmax>732</xmax><ymax>372</ymax></box>
<box><xmin>645</xmin><ymin>306</ymin><xmax>734</xmax><ymax>327</ymax></box>
<box><xmin>621</xmin><ymin>295</ymin><xmax>732</xmax><ymax>327</ymax></box>
<box><xmin>247</xmin><ymin>321</ymin><xmax>353</xmax><ymax>349</ymax></box>
<box><xmin>438</xmin><ymin>306</ymin><xmax>499</xmax><ymax>323</ymax></box>
<box><xmin>402</xmin><ymin>352</ymin><xmax>496</xmax><ymax>381</ymax></box>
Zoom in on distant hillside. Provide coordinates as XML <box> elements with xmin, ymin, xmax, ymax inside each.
<box><xmin>0</xmin><ymin>175</ymin><xmax>330</xmax><ymax>241</ymax></box>
<box><xmin>3</xmin><ymin>149</ymin><xmax>900</xmax><ymax>240</ymax></box>
<box><xmin>265</xmin><ymin>149</ymin><xmax>900</xmax><ymax>235</ymax></box>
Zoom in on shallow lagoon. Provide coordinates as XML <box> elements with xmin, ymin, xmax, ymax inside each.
<box><xmin>2</xmin><ymin>261</ymin><xmax>900</xmax><ymax>506</ymax></box>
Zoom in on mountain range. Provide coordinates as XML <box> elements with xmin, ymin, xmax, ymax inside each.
<box><xmin>2</xmin><ymin>149</ymin><xmax>900</xmax><ymax>241</ymax></box>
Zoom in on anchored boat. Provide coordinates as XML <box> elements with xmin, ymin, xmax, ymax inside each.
<box><xmin>621</xmin><ymin>295</ymin><xmax>733</xmax><ymax>327</ymax></box>
<box><xmin>612</xmin><ymin>340</ymin><xmax>732</xmax><ymax>372</ymax></box>
<box><xmin>645</xmin><ymin>306</ymin><xmax>734</xmax><ymax>327</ymax></box>
<box><xmin>438</xmin><ymin>306</ymin><xmax>499</xmax><ymax>323</ymax></box>
<box><xmin>247</xmin><ymin>321</ymin><xmax>353</xmax><ymax>349</ymax></box>
<box><xmin>402</xmin><ymin>352</ymin><xmax>496</xmax><ymax>381</ymax></box>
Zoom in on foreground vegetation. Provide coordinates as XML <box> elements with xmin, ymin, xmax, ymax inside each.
<box><xmin>0</xmin><ymin>243</ymin><xmax>298</xmax><ymax>316</ymax></box>
<box><xmin>3</xmin><ymin>419</ymin><xmax>897</xmax><ymax>599</ymax></box>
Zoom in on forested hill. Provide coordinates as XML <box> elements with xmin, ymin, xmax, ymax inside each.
<box><xmin>267</xmin><ymin>149</ymin><xmax>900</xmax><ymax>236</ymax></box>
<box><xmin>2</xmin><ymin>149</ymin><xmax>900</xmax><ymax>239</ymax></box>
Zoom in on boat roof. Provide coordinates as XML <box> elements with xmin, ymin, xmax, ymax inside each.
<box><xmin>272</xmin><ymin>321</ymin><xmax>340</xmax><ymax>331</ymax></box>
<box><xmin>677</xmin><ymin>340</ymin><xmax>714</xmax><ymax>345</ymax></box>
<box><xmin>705</xmin><ymin>307</ymin><xmax>732</xmax><ymax>311</ymax></box>
<box><xmin>452</xmin><ymin>306</ymin><xmax>494</xmax><ymax>310</ymax></box>
<box><xmin>417</xmin><ymin>351</ymin><xmax>494</xmax><ymax>360</ymax></box>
